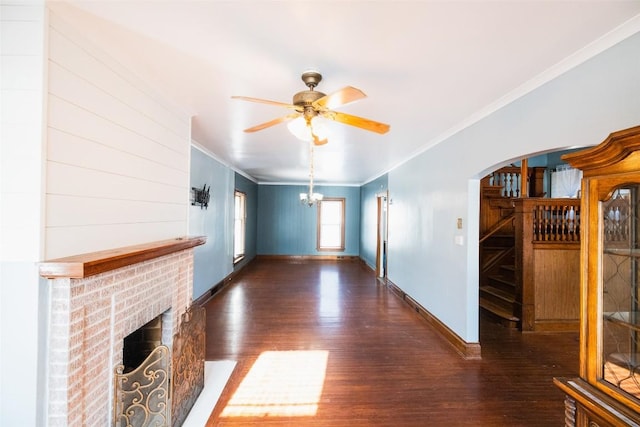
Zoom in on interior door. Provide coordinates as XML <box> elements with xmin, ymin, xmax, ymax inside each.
<box><xmin>376</xmin><ymin>193</ymin><xmax>388</xmax><ymax>278</ymax></box>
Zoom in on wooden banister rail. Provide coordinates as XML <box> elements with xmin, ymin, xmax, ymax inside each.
<box><xmin>486</xmin><ymin>165</ymin><xmax>547</xmax><ymax>199</ymax></box>
<box><xmin>530</xmin><ymin>199</ymin><xmax>581</xmax><ymax>242</ymax></box>
<box><xmin>479</xmin><ymin>213</ymin><xmax>515</xmax><ymax>244</ymax></box>
<box><xmin>513</xmin><ymin>198</ymin><xmax>581</xmax><ymax>246</ymax></box>
<box><xmin>489</xmin><ymin>167</ymin><xmax>523</xmax><ymax>198</ymax></box>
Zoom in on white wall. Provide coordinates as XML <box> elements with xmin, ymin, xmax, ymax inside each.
<box><xmin>45</xmin><ymin>9</ymin><xmax>192</xmax><ymax>259</ymax></box>
<box><xmin>0</xmin><ymin>2</ymin><xmax>47</xmax><ymax>425</ymax></box>
<box><xmin>388</xmin><ymin>29</ymin><xmax>640</xmax><ymax>343</ymax></box>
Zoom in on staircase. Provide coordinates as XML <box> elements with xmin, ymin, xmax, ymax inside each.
<box><xmin>479</xmin><ymin>242</ymin><xmax>520</xmax><ymax>329</ymax></box>
<box><xmin>479</xmin><ymin>165</ymin><xmax>579</xmax><ymax>331</ymax></box>
<box><xmin>479</xmin><ymin>201</ymin><xmax>520</xmax><ymax>329</ymax></box>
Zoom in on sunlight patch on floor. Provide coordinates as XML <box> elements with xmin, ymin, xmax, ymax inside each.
<box><xmin>221</xmin><ymin>350</ymin><xmax>329</xmax><ymax>417</ymax></box>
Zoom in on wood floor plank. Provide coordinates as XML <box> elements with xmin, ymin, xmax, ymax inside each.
<box><xmin>203</xmin><ymin>259</ymin><xmax>578</xmax><ymax>426</ymax></box>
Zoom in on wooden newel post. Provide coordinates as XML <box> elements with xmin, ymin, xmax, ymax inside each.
<box><xmin>521</xmin><ymin>158</ymin><xmax>529</xmax><ymax>198</ymax></box>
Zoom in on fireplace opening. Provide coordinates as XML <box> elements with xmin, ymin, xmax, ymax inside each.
<box><xmin>122</xmin><ymin>310</ymin><xmax>172</xmax><ymax>373</ymax></box>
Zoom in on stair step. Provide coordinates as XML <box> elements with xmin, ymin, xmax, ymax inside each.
<box><xmin>483</xmin><ymin>247</ymin><xmax>514</xmax><ymax>253</ymax></box>
<box><xmin>480</xmin><ymin>285</ymin><xmax>515</xmax><ymax>303</ymax></box>
<box><xmin>482</xmin><ymin>234</ymin><xmax>515</xmax><ymax>242</ymax></box>
<box><xmin>488</xmin><ymin>275</ymin><xmax>516</xmax><ymax>289</ymax></box>
<box><xmin>500</xmin><ymin>265</ymin><xmax>515</xmax><ymax>273</ymax></box>
<box><xmin>483</xmin><ymin>186</ymin><xmax>503</xmax><ymax>197</ymax></box>
<box><xmin>482</xmin><ymin>241</ymin><xmax>516</xmax><ymax>249</ymax></box>
<box><xmin>479</xmin><ymin>286</ymin><xmax>517</xmax><ymax>315</ymax></box>
<box><xmin>483</xmin><ymin>239</ymin><xmax>515</xmax><ymax>247</ymax></box>
<box><xmin>479</xmin><ymin>297</ymin><xmax>520</xmax><ymax>322</ymax></box>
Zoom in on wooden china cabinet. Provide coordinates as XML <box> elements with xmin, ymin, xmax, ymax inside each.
<box><xmin>554</xmin><ymin>126</ymin><xmax>640</xmax><ymax>426</ymax></box>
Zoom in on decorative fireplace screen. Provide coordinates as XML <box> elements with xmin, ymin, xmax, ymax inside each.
<box><xmin>113</xmin><ymin>304</ymin><xmax>205</xmax><ymax>427</ymax></box>
<box><xmin>171</xmin><ymin>305</ymin><xmax>206</xmax><ymax>426</ymax></box>
<box><xmin>114</xmin><ymin>345</ymin><xmax>171</xmax><ymax>427</ymax></box>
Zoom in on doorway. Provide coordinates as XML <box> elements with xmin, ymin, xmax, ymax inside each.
<box><xmin>376</xmin><ymin>192</ymin><xmax>388</xmax><ymax>278</ymax></box>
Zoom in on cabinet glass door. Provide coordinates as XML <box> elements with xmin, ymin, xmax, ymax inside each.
<box><xmin>602</xmin><ymin>186</ymin><xmax>640</xmax><ymax>399</ymax></box>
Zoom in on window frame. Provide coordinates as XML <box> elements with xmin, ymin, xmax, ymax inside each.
<box><xmin>233</xmin><ymin>190</ymin><xmax>247</xmax><ymax>264</ymax></box>
<box><xmin>316</xmin><ymin>197</ymin><xmax>346</xmax><ymax>252</ymax></box>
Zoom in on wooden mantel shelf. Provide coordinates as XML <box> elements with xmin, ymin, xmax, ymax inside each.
<box><xmin>39</xmin><ymin>236</ymin><xmax>206</xmax><ymax>279</ymax></box>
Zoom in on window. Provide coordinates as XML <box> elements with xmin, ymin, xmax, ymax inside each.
<box><xmin>317</xmin><ymin>198</ymin><xmax>345</xmax><ymax>251</ymax></box>
<box><xmin>234</xmin><ymin>190</ymin><xmax>246</xmax><ymax>263</ymax></box>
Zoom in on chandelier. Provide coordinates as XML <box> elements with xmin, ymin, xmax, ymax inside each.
<box><xmin>300</xmin><ymin>140</ymin><xmax>323</xmax><ymax>206</ymax></box>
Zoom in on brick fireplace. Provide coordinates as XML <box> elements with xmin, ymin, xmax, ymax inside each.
<box><xmin>39</xmin><ymin>236</ymin><xmax>206</xmax><ymax>426</ymax></box>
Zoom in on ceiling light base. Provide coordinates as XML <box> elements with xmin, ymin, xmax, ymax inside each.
<box><xmin>292</xmin><ymin>90</ymin><xmax>326</xmax><ymax>107</ymax></box>
<box><xmin>301</xmin><ymin>71</ymin><xmax>322</xmax><ymax>89</ymax></box>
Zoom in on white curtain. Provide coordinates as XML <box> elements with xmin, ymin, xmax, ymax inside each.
<box><xmin>551</xmin><ymin>167</ymin><xmax>582</xmax><ymax>198</ymax></box>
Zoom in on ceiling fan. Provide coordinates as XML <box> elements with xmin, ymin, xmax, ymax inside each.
<box><xmin>232</xmin><ymin>71</ymin><xmax>390</xmax><ymax>145</ymax></box>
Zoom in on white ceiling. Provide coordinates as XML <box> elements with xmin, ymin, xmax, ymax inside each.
<box><xmin>56</xmin><ymin>1</ymin><xmax>640</xmax><ymax>185</ymax></box>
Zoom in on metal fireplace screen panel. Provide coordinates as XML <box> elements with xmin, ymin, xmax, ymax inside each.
<box><xmin>114</xmin><ymin>345</ymin><xmax>171</xmax><ymax>427</ymax></box>
<box><xmin>171</xmin><ymin>305</ymin><xmax>206</xmax><ymax>427</ymax></box>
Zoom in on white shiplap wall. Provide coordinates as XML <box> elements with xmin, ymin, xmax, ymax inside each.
<box><xmin>45</xmin><ymin>11</ymin><xmax>192</xmax><ymax>259</ymax></box>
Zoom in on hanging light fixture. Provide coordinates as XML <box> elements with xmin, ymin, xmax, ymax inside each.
<box><xmin>300</xmin><ymin>140</ymin><xmax>323</xmax><ymax>207</ymax></box>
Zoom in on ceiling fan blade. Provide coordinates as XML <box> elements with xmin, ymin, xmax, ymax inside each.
<box><xmin>312</xmin><ymin>86</ymin><xmax>366</xmax><ymax>110</ymax></box>
<box><xmin>323</xmin><ymin>111</ymin><xmax>390</xmax><ymax>134</ymax></box>
<box><xmin>243</xmin><ymin>113</ymin><xmax>300</xmax><ymax>133</ymax></box>
<box><xmin>231</xmin><ymin>96</ymin><xmax>299</xmax><ymax>110</ymax></box>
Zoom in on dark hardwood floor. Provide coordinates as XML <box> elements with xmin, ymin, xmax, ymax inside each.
<box><xmin>203</xmin><ymin>259</ymin><xmax>579</xmax><ymax>426</ymax></box>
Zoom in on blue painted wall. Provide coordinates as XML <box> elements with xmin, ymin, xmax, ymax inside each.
<box><xmin>234</xmin><ymin>173</ymin><xmax>258</xmax><ymax>270</ymax></box>
<box><xmin>189</xmin><ymin>146</ymin><xmax>234</xmax><ymax>299</ymax></box>
<box><xmin>360</xmin><ymin>175</ymin><xmax>388</xmax><ymax>269</ymax></box>
<box><xmin>257</xmin><ymin>185</ymin><xmax>361</xmax><ymax>256</ymax></box>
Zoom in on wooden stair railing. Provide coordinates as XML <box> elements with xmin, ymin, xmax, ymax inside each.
<box><xmin>488</xmin><ymin>166</ymin><xmax>523</xmax><ymax>198</ymax></box>
<box><xmin>480</xmin><ymin>213</ymin><xmax>515</xmax><ymax>244</ymax></box>
<box><xmin>485</xmin><ymin>165</ymin><xmax>547</xmax><ymax>199</ymax></box>
<box><xmin>532</xmin><ymin>203</ymin><xmax>580</xmax><ymax>242</ymax></box>
<box><xmin>481</xmin><ymin>246</ymin><xmax>515</xmax><ymax>278</ymax></box>
<box><xmin>480</xmin><ymin>212</ymin><xmax>516</xmax><ymax>276</ymax></box>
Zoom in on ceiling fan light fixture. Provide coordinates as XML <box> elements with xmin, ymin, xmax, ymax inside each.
<box><xmin>287</xmin><ymin>116</ymin><xmax>329</xmax><ymax>142</ymax></box>
<box><xmin>232</xmin><ymin>71</ymin><xmax>389</xmax><ymax>139</ymax></box>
